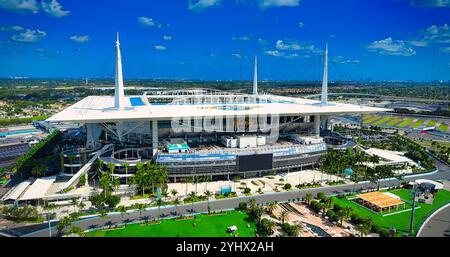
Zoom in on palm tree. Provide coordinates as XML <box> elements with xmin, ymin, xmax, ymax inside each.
<box><xmin>263</xmin><ymin>219</ymin><xmax>276</xmax><ymax>236</ymax></box>
<box><xmin>279</xmin><ymin>210</ymin><xmax>289</xmax><ymax>224</ymax></box>
<box><xmin>267</xmin><ymin>202</ymin><xmax>276</xmax><ymax>216</ymax></box>
<box><xmin>185</xmin><ymin>177</ymin><xmax>192</xmax><ymax>196</ymax></box>
<box><xmin>193</xmin><ymin>176</ymin><xmax>199</xmax><ymax>194</ymax></box>
<box><xmin>156</xmin><ymin>198</ymin><xmax>165</xmax><ymax>219</ymax></box>
<box><xmin>70</xmin><ymin>198</ymin><xmax>78</xmax><ymax>213</ymax></box>
<box><xmin>204</xmin><ymin>190</ymin><xmax>212</xmax><ymax>214</ymax></box>
<box><xmin>305</xmin><ymin>193</ymin><xmax>313</xmax><ymax>205</ymax></box>
<box><xmin>248</xmin><ymin>198</ymin><xmax>257</xmax><ymax>210</ymax></box>
<box><xmin>171</xmin><ymin>189</ymin><xmax>178</xmax><ymax>200</ymax></box>
<box><xmin>123</xmin><ymin>163</ymin><xmax>130</xmax><ymax>185</ymax></box>
<box><xmin>290</xmin><ymin>224</ymin><xmax>302</xmax><ymax>237</ymax></box>
<box><xmin>173</xmin><ymin>197</ymin><xmax>181</xmax><ymax>216</ymax></box>
<box><xmin>204</xmin><ymin>176</ymin><xmax>211</xmax><ymax>192</ymax></box>
<box><xmin>358</xmin><ymin>223</ymin><xmax>371</xmax><ymax>237</ymax></box>
<box><xmin>188</xmin><ymin>191</ymin><xmax>197</xmax><ymax>213</ymax></box>
<box><xmin>117</xmin><ymin>205</ymin><xmax>128</xmax><ymax>223</ymax></box>
<box><xmin>136</xmin><ymin>203</ymin><xmax>145</xmax><ymax>219</ymax></box>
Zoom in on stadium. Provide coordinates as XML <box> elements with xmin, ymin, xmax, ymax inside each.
<box><xmin>46</xmin><ymin>34</ymin><xmax>388</xmax><ymax>188</ymax></box>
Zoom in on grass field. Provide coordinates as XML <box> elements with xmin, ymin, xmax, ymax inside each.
<box><xmin>410</xmin><ymin>119</ymin><xmax>425</xmax><ymax>128</ymax></box>
<box><xmin>363</xmin><ymin>115</ymin><xmax>382</xmax><ymax>124</ymax></box>
<box><xmin>373</xmin><ymin>116</ymin><xmax>394</xmax><ymax>126</ymax></box>
<box><xmin>333</xmin><ymin>189</ymin><xmax>450</xmax><ymax>236</ymax></box>
<box><xmin>86</xmin><ymin>210</ymin><xmax>256</xmax><ymax>237</ymax></box>
<box><xmin>386</xmin><ymin>117</ymin><xmax>404</xmax><ymax>126</ymax></box>
<box><xmin>427</xmin><ymin>120</ymin><xmax>436</xmax><ymax>127</ymax></box>
<box><xmin>439</xmin><ymin>123</ymin><xmax>448</xmax><ymax>132</ymax></box>
<box><xmin>397</xmin><ymin>118</ymin><xmax>415</xmax><ymax>127</ymax></box>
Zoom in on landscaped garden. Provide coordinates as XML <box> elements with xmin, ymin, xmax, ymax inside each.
<box><xmin>332</xmin><ymin>188</ymin><xmax>450</xmax><ymax>236</ymax></box>
<box><xmin>86</xmin><ymin>210</ymin><xmax>256</xmax><ymax>237</ymax></box>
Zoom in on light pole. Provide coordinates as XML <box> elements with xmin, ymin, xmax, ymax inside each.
<box><xmin>47</xmin><ymin>212</ymin><xmax>52</xmax><ymax>237</ymax></box>
<box><xmin>409</xmin><ymin>184</ymin><xmax>417</xmax><ymax>236</ymax></box>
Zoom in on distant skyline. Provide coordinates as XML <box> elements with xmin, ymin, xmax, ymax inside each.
<box><xmin>0</xmin><ymin>0</ymin><xmax>449</xmax><ymax>81</ymax></box>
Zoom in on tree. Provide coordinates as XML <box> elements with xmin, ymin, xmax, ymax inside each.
<box><xmin>279</xmin><ymin>210</ymin><xmax>289</xmax><ymax>224</ymax></box>
<box><xmin>117</xmin><ymin>205</ymin><xmax>127</xmax><ymax>221</ymax></box>
<box><xmin>204</xmin><ymin>190</ymin><xmax>212</xmax><ymax>214</ymax></box>
<box><xmin>156</xmin><ymin>198</ymin><xmax>165</xmax><ymax>219</ymax></box>
<box><xmin>66</xmin><ymin>225</ymin><xmax>84</xmax><ymax>236</ymax></box>
<box><xmin>204</xmin><ymin>176</ymin><xmax>211</xmax><ymax>191</ymax></box>
<box><xmin>70</xmin><ymin>198</ymin><xmax>79</xmax><ymax>213</ymax></box>
<box><xmin>188</xmin><ymin>191</ymin><xmax>197</xmax><ymax>213</ymax></box>
<box><xmin>56</xmin><ymin>216</ymin><xmax>73</xmax><ymax>236</ymax></box>
<box><xmin>248</xmin><ymin>198</ymin><xmax>257</xmax><ymax>209</ymax></box>
<box><xmin>171</xmin><ymin>189</ymin><xmax>178</xmax><ymax>199</ymax></box>
<box><xmin>305</xmin><ymin>193</ymin><xmax>313</xmax><ymax>205</ymax></box>
<box><xmin>31</xmin><ymin>164</ymin><xmax>47</xmax><ymax>178</ymax></box>
<box><xmin>289</xmin><ymin>224</ymin><xmax>302</xmax><ymax>237</ymax></box>
<box><xmin>173</xmin><ymin>197</ymin><xmax>181</xmax><ymax>215</ymax></box>
<box><xmin>267</xmin><ymin>202</ymin><xmax>276</xmax><ymax>216</ymax></box>
<box><xmin>123</xmin><ymin>163</ymin><xmax>130</xmax><ymax>185</ymax></box>
<box><xmin>136</xmin><ymin>203</ymin><xmax>145</xmax><ymax>219</ymax></box>
<box><xmin>358</xmin><ymin>223</ymin><xmax>371</xmax><ymax>237</ymax></box>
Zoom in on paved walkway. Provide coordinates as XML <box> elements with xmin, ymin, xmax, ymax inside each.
<box><xmin>417</xmin><ymin>203</ymin><xmax>450</xmax><ymax>237</ymax></box>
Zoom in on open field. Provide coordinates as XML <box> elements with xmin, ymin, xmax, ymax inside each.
<box><xmin>373</xmin><ymin>116</ymin><xmax>394</xmax><ymax>126</ymax></box>
<box><xmin>86</xmin><ymin>210</ymin><xmax>256</xmax><ymax>237</ymax></box>
<box><xmin>361</xmin><ymin>114</ymin><xmax>448</xmax><ymax>132</ymax></box>
<box><xmin>397</xmin><ymin>118</ymin><xmax>415</xmax><ymax>127</ymax></box>
<box><xmin>410</xmin><ymin>119</ymin><xmax>425</xmax><ymax>128</ymax></box>
<box><xmin>332</xmin><ymin>189</ymin><xmax>450</xmax><ymax>235</ymax></box>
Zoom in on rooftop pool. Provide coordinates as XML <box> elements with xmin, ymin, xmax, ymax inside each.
<box><xmin>130</xmin><ymin>97</ymin><xmax>145</xmax><ymax>106</ymax></box>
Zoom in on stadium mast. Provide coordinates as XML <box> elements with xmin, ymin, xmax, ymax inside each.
<box><xmin>321</xmin><ymin>43</ymin><xmax>328</xmax><ymax>105</ymax></box>
<box><xmin>114</xmin><ymin>32</ymin><xmax>127</xmax><ymax>109</ymax></box>
<box><xmin>253</xmin><ymin>56</ymin><xmax>258</xmax><ymax>95</ymax></box>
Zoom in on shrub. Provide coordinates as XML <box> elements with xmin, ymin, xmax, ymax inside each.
<box><xmin>238</xmin><ymin>202</ymin><xmax>247</xmax><ymax>211</ymax></box>
<box><xmin>284</xmin><ymin>183</ymin><xmax>292</xmax><ymax>190</ymax></box>
<box><xmin>105</xmin><ymin>194</ymin><xmax>120</xmax><ymax>208</ymax></box>
<box><xmin>243</xmin><ymin>187</ymin><xmax>251</xmax><ymax>194</ymax></box>
<box><xmin>1</xmin><ymin>205</ymin><xmax>40</xmax><ymax>222</ymax></box>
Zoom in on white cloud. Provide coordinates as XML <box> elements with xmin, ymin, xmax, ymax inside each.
<box><xmin>259</xmin><ymin>0</ymin><xmax>300</xmax><ymax>9</ymax></box>
<box><xmin>163</xmin><ymin>35</ymin><xmax>172</xmax><ymax>41</ymax></box>
<box><xmin>189</xmin><ymin>0</ymin><xmax>221</xmax><ymax>12</ymax></box>
<box><xmin>420</xmin><ymin>24</ymin><xmax>450</xmax><ymax>43</ymax></box>
<box><xmin>232</xmin><ymin>35</ymin><xmax>251</xmax><ymax>41</ymax></box>
<box><xmin>41</xmin><ymin>0</ymin><xmax>69</xmax><ymax>18</ymax></box>
<box><xmin>0</xmin><ymin>0</ymin><xmax>39</xmax><ymax>13</ymax></box>
<box><xmin>440</xmin><ymin>46</ymin><xmax>450</xmax><ymax>53</ymax></box>
<box><xmin>70</xmin><ymin>35</ymin><xmax>89</xmax><ymax>43</ymax></box>
<box><xmin>276</xmin><ymin>39</ymin><xmax>301</xmax><ymax>50</ymax></box>
<box><xmin>12</xmin><ymin>29</ymin><xmax>46</xmax><ymax>42</ymax></box>
<box><xmin>264</xmin><ymin>50</ymin><xmax>283</xmax><ymax>57</ymax></box>
<box><xmin>408</xmin><ymin>39</ymin><xmax>429</xmax><ymax>47</ymax></box>
<box><xmin>334</xmin><ymin>55</ymin><xmax>360</xmax><ymax>64</ymax></box>
<box><xmin>0</xmin><ymin>25</ymin><xmax>23</xmax><ymax>32</ymax></box>
<box><xmin>368</xmin><ymin>37</ymin><xmax>416</xmax><ymax>56</ymax></box>
<box><xmin>409</xmin><ymin>0</ymin><xmax>450</xmax><ymax>8</ymax></box>
<box><xmin>138</xmin><ymin>16</ymin><xmax>162</xmax><ymax>28</ymax></box>
<box><xmin>257</xmin><ymin>38</ymin><xmax>267</xmax><ymax>44</ymax></box>
<box><xmin>298</xmin><ymin>21</ymin><xmax>305</xmax><ymax>28</ymax></box>
<box><xmin>154</xmin><ymin>45</ymin><xmax>166</xmax><ymax>51</ymax></box>
<box><xmin>232</xmin><ymin>53</ymin><xmax>241</xmax><ymax>58</ymax></box>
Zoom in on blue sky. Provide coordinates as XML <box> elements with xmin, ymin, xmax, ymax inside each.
<box><xmin>0</xmin><ymin>0</ymin><xmax>449</xmax><ymax>81</ymax></box>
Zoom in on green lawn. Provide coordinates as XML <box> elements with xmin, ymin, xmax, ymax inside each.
<box><xmin>397</xmin><ymin>118</ymin><xmax>414</xmax><ymax>127</ymax></box>
<box><xmin>373</xmin><ymin>116</ymin><xmax>394</xmax><ymax>126</ymax></box>
<box><xmin>86</xmin><ymin>210</ymin><xmax>257</xmax><ymax>237</ymax></box>
<box><xmin>439</xmin><ymin>123</ymin><xmax>448</xmax><ymax>132</ymax></box>
<box><xmin>363</xmin><ymin>115</ymin><xmax>382</xmax><ymax>124</ymax></box>
<box><xmin>410</xmin><ymin>119</ymin><xmax>425</xmax><ymax>128</ymax></box>
<box><xmin>427</xmin><ymin>120</ymin><xmax>436</xmax><ymax>127</ymax></box>
<box><xmin>386</xmin><ymin>117</ymin><xmax>404</xmax><ymax>126</ymax></box>
<box><xmin>333</xmin><ymin>189</ymin><xmax>450</xmax><ymax>236</ymax></box>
